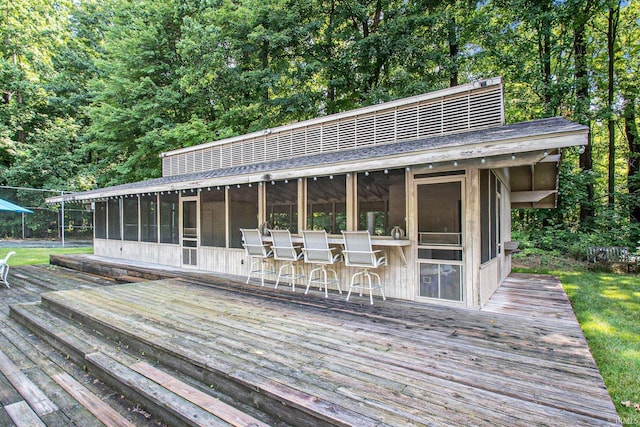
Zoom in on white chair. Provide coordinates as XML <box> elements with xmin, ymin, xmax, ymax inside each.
<box><xmin>0</xmin><ymin>251</ymin><xmax>16</xmax><ymax>289</ymax></box>
<box><xmin>240</xmin><ymin>229</ymin><xmax>275</xmax><ymax>286</ymax></box>
<box><xmin>342</xmin><ymin>231</ymin><xmax>387</xmax><ymax>305</ymax></box>
<box><xmin>302</xmin><ymin>231</ymin><xmax>342</xmax><ymax>297</ymax></box>
<box><xmin>270</xmin><ymin>230</ymin><xmax>305</xmax><ymax>291</ymax></box>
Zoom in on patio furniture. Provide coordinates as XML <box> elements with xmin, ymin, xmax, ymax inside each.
<box><xmin>302</xmin><ymin>231</ymin><xmax>342</xmax><ymax>297</ymax></box>
<box><xmin>0</xmin><ymin>251</ymin><xmax>16</xmax><ymax>289</ymax></box>
<box><xmin>342</xmin><ymin>231</ymin><xmax>387</xmax><ymax>305</ymax></box>
<box><xmin>270</xmin><ymin>229</ymin><xmax>305</xmax><ymax>291</ymax></box>
<box><xmin>240</xmin><ymin>229</ymin><xmax>275</xmax><ymax>286</ymax></box>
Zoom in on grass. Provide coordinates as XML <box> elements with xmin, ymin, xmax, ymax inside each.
<box><xmin>3</xmin><ymin>246</ymin><xmax>93</xmax><ymax>266</ymax></box>
<box><xmin>514</xmin><ymin>254</ymin><xmax>640</xmax><ymax>426</ymax></box>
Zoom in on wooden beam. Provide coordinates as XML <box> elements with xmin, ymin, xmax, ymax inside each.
<box><xmin>51</xmin><ymin>372</ymin><xmax>135</xmax><ymax>427</ymax></box>
<box><xmin>4</xmin><ymin>401</ymin><xmax>46</xmax><ymax>427</ymax></box>
<box><xmin>511</xmin><ymin>190</ymin><xmax>557</xmax><ymax>204</ymax></box>
<box><xmin>0</xmin><ymin>350</ymin><xmax>59</xmax><ymax>417</ymax></box>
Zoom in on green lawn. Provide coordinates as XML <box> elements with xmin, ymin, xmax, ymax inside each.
<box><xmin>2</xmin><ymin>246</ymin><xmax>93</xmax><ymax>266</ymax></box>
<box><xmin>514</xmin><ymin>264</ymin><xmax>640</xmax><ymax>426</ymax></box>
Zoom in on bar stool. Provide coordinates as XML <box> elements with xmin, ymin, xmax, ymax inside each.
<box><xmin>270</xmin><ymin>230</ymin><xmax>305</xmax><ymax>291</ymax></box>
<box><xmin>0</xmin><ymin>251</ymin><xmax>16</xmax><ymax>288</ymax></box>
<box><xmin>302</xmin><ymin>230</ymin><xmax>342</xmax><ymax>297</ymax></box>
<box><xmin>342</xmin><ymin>231</ymin><xmax>387</xmax><ymax>305</ymax></box>
<box><xmin>240</xmin><ymin>228</ymin><xmax>275</xmax><ymax>286</ymax></box>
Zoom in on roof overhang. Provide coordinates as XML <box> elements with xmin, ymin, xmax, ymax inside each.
<box><xmin>47</xmin><ymin>117</ymin><xmax>588</xmax><ymax>205</ymax></box>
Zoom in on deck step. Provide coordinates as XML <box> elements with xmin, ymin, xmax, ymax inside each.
<box><xmin>129</xmin><ymin>361</ymin><xmax>269</xmax><ymax>427</ymax></box>
<box><xmin>39</xmin><ymin>289</ymin><xmax>382</xmax><ymax>427</ymax></box>
<box><xmin>9</xmin><ymin>301</ymin><xmax>279</xmax><ymax>427</ymax></box>
<box><xmin>4</xmin><ymin>400</ymin><xmax>46</xmax><ymax>427</ymax></box>
<box><xmin>85</xmin><ymin>351</ymin><xmax>235</xmax><ymax>427</ymax></box>
<box><xmin>51</xmin><ymin>372</ymin><xmax>136</xmax><ymax>427</ymax></box>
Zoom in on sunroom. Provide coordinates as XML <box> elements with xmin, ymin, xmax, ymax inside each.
<box><xmin>49</xmin><ymin>77</ymin><xmax>588</xmax><ymax>308</ymax></box>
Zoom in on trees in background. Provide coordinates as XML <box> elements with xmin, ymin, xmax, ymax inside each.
<box><xmin>0</xmin><ymin>0</ymin><xmax>638</xmax><ymax>249</ymax></box>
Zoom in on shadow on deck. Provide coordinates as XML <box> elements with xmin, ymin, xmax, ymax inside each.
<box><xmin>0</xmin><ymin>255</ymin><xmax>621</xmax><ymax>426</ymax></box>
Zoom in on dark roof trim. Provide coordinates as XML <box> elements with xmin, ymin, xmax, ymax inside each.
<box><xmin>48</xmin><ymin>117</ymin><xmax>587</xmax><ymax>203</ymax></box>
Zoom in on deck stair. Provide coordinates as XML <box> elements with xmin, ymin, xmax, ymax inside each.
<box><xmin>9</xmin><ymin>300</ymin><xmax>281</xmax><ymax>427</ymax></box>
<box><xmin>1</xmin><ymin>258</ymin><xmax>623</xmax><ymax>426</ymax></box>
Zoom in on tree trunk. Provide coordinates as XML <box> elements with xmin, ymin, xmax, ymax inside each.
<box><xmin>607</xmin><ymin>4</ymin><xmax>619</xmax><ymax>208</ymax></box>
<box><xmin>448</xmin><ymin>15</ymin><xmax>458</xmax><ymax>87</ymax></box>
<box><xmin>574</xmin><ymin>12</ymin><xmax>594</xmax><ymax>226</ymax></box>
<box><xmin>625</xmin><ymin>95</ymin><xmax>640</xmax><ymax>234</ymax></box>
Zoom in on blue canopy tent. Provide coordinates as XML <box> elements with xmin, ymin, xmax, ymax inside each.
<box><xmin>0</xmin><ymin>198</ymin><xmax>33</xmax><ymax>239</ymax></box>
<box><xmin>0</xmin><ymin>198</ymin><xmax>33</xmax><ymax>214</ymax></box>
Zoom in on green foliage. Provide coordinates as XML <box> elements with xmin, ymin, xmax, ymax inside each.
<box><xmin>1</xmin><ymin>0</ymin><xmax>639</xmax><ymax>249</ymax></box>
<box><xmin>559</xmin><ymin>271</ymin><xmax>640</xmax><ymax>425</ymax></box>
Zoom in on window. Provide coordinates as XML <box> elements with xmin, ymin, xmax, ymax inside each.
<box><xmin>229</xmin><ymin>185</ymin><xmax>258</xmax><ymax>248</ymax></box>
<box><xmin>123</xmin><ymin>197</ymin><xmax>139</xmax><ymax>241</ymax></box>
<box><xmin>357</xmin><ymin>169</ymin><xmax>405</xmax><ymax>236</ymax></box>
<box><xmin>140</xmin><ymin>194</ymin><xmax>158</xmax><ymax>242</ymax></box>
<box><xmin>201</xmin><ymin>189</ymin><xmax>226</xmax><ymax>247</ymax></box>
<box><xmin>94</xmin><ymin>202</ymin><xmax>106</xmax><ymax>239</ymax></box>
<box><xmin>307</xmin><ymin>175</ymin><xmax>346</xmax><ymax>234</ymax></box>
<box><xmin>481</xmin><ymin>170</ymin><xmax>501</xmax><ymax>263</ymax></box>
<box><xmin>160</xmin><ymin>193</ymin><xmax>179</xmax><ymax>244</ymax></box>
<box><xmin>266</xmin><ymin>180</ymin><xmax>298</xmax><ymax>233</ymax></box>
<box><xmin>107</xmin><ymin>198</ymin><xmax>121</xmax><ymax>240</ymax></box>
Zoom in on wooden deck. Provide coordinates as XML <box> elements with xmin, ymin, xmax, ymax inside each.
<box><xmin>0</xmin><ymin>256</ymin><xmax>622</xmax><ymax>426</ymax></box>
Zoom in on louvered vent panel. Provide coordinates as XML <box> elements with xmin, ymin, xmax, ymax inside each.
<box><xmin>181</xmin><ymin>152</ymin><xmax>189</xmax><ymax>174</ymax></box>
<box><xmin>396</xmin><ymin>105</ymin><xmax>418</xmax><ymax>142</ymax></box>
<box><xmin>241</xmin><ymin>140</ymin><xmax>254</xmax><ymax>165</ymax></box>
<box><xmin>161</xmin><ymin>81</ymin><xmax>504</xmax><ymax>176</ymax></box>
<box><xmin>306</xmin><ymin>126</ymin><xmax>322</xmax><ymax>154</ymax></box>
<box><xmin>375</xmin><ymin>111</ymin><xmax>396</xmax><ymax>144</ymax></box>
<box><xmin>338</xmin><ymin>119</ymin><xmax>356</xmax><ymax>150</ymax></box>
<box><xmin>322</xmin><ymin>123</ymin><xmax>338</xmax><ymax>152</ymax></box>
<box><xmin>210</xmin><ymin>146</ymin><xmax>221</xmax><ymax>170</ymax></box>
<box><xmin>199</xmin><ymin>148</ymin><xmax>211</xmax><ymax>173</ymax></box>
<box><xmin>265</xmin><ymin>135</ymin><xmax>278</xmax><ymax>161</ymax></box>
<box><xmin>418</xmin><ymin>102</ymin><xmax>442</xmax><ymax>137</ymax></box>
<box><xmin>278</xmin><ymin>132</ymin><xmax>293</xmax><ymax>158</ymax></box>
<box><xmin>231</xmin><ymin>142</ymin><xmax>242</xmax><ymax>166</ymax></box>
<box><xmin>470</xmin><ymin>88</ymin><xmax>503</xmax><ymax>128</ymax></box>
<box><xmin>221</xmin><ymin>144</ymin><xmax>232</xmax><ymax>168</ymax></box>
<box><xmin>356</xmin><ymin>114</ymin><xmax>376</xmax><ymax>147</ymax></box>
<box><xmin>291</xmin><ymin>128</ymin><xmax>306</xmax><ymax>157</ymax></box>
<box><xmin>253</xmin><ymin>138</ymin><xmax>265</xmax><ymax>164</ymax></box>
<box><xmin>442</xmin><ymin>96</ymin><xmax>470</xmax><ymax>133</ymax></box>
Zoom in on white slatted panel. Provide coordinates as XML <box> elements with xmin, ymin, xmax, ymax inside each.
<box><xmin>231</xmin><ymin>141</ymin><xmax>242</xmax><ymax>166</ymax></box>
<box><xmin>306</xmin><ymin>126</ymin><xmax>322</xmax><ymax>154</ymax></box>
<box><xmin>162</xmin><ymin>83</ymin><xmax>503</xmax><ymax>176</ymax></box>
<box><xmin>375</xmin><ymin>110</ymin><xmax>396</xmax><ymax>144</ymax></box>
<box><xmin>220</xmin><ymin>144</ymin><xmax>232</xmax><ymax>168</ymax></box>
<box><xmin>322</xmin><ymin>123</ymin><xmax>338</xmax><ymax>152</ymax></box>
<box><xmin>254</xmin><ymin>137</ymin><xmax>266</xmax><ymax>164</ymax></box>
<box><xmin>338</xmin><ymin>119</ymin><xmax>356</xmax><ymax>150</ymax></box>
<box><xmin>278</xmin><ymin>132</ymin><xmax>293</xmax><ymax>158</ymax></box>
<box><xmin>470</xmin><ymin>88</ymin><xmax>503</xmax><ymax>128</ymax></box>
<box><xmin>442</xmin><ymin>96</ymin><xmax>469</xmax><ymax>133</ymax></box>
<box><xmin>396</xmin><ymin>105</ymin><xmax>418</xmax><ymax>142</ymax></box>
<box><xmin>355</xmin><ymin>114</ymin><xmax>376</xmax><ymax>147</ymax></box>
<box><xmin>241</xmin><ymin>140</ymin><xmax>254</xmax><ymax>165</ymax></box>
<box><xmin>291</xmin><ymin>128</ymin><xmax>306</xmax><ymax>157</ymax></box>
<box><xmin>265</xmin><ymin>135</ymin><xmax>278</xmax><ymax>161</ymax></box>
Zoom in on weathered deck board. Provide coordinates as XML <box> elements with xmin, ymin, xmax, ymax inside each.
<box><xmin>36</xmin><ymin>257</ymin><xmax>620</xmax><ymax>426</ymax></box>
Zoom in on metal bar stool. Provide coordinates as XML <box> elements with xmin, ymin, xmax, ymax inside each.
<box><xmin>270</xmin><ymin>230</ymin><xmax>305</xmax><ymax>291</ymax></box>
<box><xmin>342</xmin><ymin>231</ymin><xmax>387</xmax><ymax>305</ymax></box>
<box><xmin>240</xmin><ymin>229</ymin><xmax>275</xmax><ymax>286</ymax></box>
<box><xmin>302</xmin><ymin>230</ymin><xmax>342</xmax><ymax>297</ymax></box>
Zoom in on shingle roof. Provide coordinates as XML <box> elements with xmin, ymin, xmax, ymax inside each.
<box><xmin>50</xmin><ymin>117</ymin><xmax>587</xmax><ymax>203</ymax></box>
